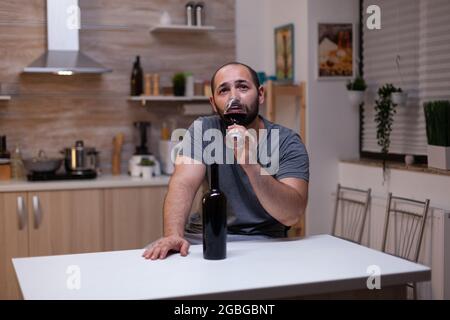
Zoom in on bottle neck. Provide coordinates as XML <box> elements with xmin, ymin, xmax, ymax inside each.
<box><xmin>210</xmin><ymin>163</ymin><xmax>219</xmax><ymax>190</ymax></box>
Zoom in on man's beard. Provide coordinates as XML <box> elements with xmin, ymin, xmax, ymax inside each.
<box><xmin>218</xmin><ymin>97</ymin><xmax>259</xmax><ymax>127</ymax></box>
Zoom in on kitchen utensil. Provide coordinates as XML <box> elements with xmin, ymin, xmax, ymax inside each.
<box><xmin>112</xmin><ymin>133</ymin><xmax>124</xmax><ymax>175</ymax></box>
<box><xmin>0</xmin><ymin>135</ymin><xmax>10</xmax><ymax>159</ymax></box>
<box><xmin>23</xmin><ymin>150</ymin><xmax>63</xmax><ymax>173</ymax></box>
<box><xmin>134</xmin><ymin>121</ymin><xmax>151</xmax><ymax>155</ymax></box>
<box><xmin>27</xmin><ymin>170</ymin><xmax>96</xmax><ymax>181</ymax></box>
<box><xmin>11</xmin><ymin>145</ymin><xmax>26</xmax><ymax>180</ymax></box>
<box><xmin>0</xmin><ymin>163</ymin><xmax>11</xmax><ymax>180</ymax></box>
<box><xmin>61</xmin><ymin>140</ymin><xmax>100</xmax><ymax>173</ymax></box>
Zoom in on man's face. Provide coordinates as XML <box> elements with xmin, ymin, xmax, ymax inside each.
<box><xmin>211</xmin><ymin>65</ymin><xmax>262</xmax><ymax>127</ymax></box>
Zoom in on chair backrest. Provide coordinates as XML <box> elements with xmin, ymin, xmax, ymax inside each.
<box><xmin>332</xmin><ymin>184</ymin><xmax>371</xmax><ymax>244</ymax></box>
<box><xmin>381</xmin><ymin>193</ymin><xmax>430</xmax><ymax>262</ymax></box>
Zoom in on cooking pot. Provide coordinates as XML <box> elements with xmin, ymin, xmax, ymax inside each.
<box><xmin>61</xmin><ymin>140</ymin><xmax>99</xmax><ymax>173</ymax></box>
<box><xmin>23</xmin><ymin>150</ymin><xmax>63</xmax><ymax>174</ymax></box>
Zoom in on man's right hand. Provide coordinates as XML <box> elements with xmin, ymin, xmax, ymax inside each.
<box><xmin>142</xmin><ymin>235</ymin><xmax>190</xmax><ymax>260</ymax></box>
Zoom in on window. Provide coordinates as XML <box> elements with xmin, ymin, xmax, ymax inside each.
<box><xmin>360</xmin><ymin>0</ymin><xmax>450</xmax><ymax>161</ymax></box>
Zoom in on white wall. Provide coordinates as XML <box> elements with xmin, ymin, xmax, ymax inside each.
<box><xmin>306</xmin><ymin>0</ymin><xmax>360</xmax><ymax>235</ymax></box>
<box><xmin>236</xmin><ymin>0</ymin><xmax>308</xmax><ymax>81</ymax></box>
<box><xmin>235</xmin><ymin>0</ymin><xmax>270</xmax><ymax>71</ymax></box>
<box><xmin>236</xmin><ymin>0</ymin><xmax>360</xmax><ymax>236</ymax></box>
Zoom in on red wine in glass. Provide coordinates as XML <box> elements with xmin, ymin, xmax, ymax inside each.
<box><xmin>223</xmin><ymin>112</ymin><xmax>246</xmax><ymax>126</ymax></box>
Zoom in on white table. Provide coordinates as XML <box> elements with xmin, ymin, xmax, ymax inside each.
<box><xmin>13</xmin><ymin>235</ymin><xmax>430</xmax><ymax>300</ymax></box>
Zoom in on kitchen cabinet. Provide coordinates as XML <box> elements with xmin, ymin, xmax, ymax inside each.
<box><xmin>27</xmin><ymin>190</ymin><xmax>104</xmax><ymax>257</ymax></box>
<box><xmin>104</xmin><ymin>187</ymin><xmax>166</xmax><ymax>251</ymax></box>
<box><xmin>0</xmin><ymin>193</ymin><xmax>29</xmax><ymax>299</ymax></box>
<box><xmin>0</xmin><ymin>182</ymin><xmax>168</xmax><ymax>299</ymax></box>
<box><xmin>0</xmin><ymin>189</ymin><xmax>104</xmax><ymax>299</ymax></box>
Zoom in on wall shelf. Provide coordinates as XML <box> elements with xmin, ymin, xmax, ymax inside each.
<box><xmin>129</xmin><ymin>95</ymin><xmax>210</xmax><ymax>106</ymax></box>
<box><xmin>150</xmin><ymin>25</ymin><xmax>216</xmax><ymax>33</ymax></box>
<box><xmin>0</xmin><ymin>95</ymin><xmax>11</xmax><ymax>101</ymax></box>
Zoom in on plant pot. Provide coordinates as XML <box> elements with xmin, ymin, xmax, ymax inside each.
<box><xmin>173</xmin><ymin>85</ymin><xmax>185</xmax><ymax>96</ymax></box>
<box><xmin>427</xmin><ymin>145</ymin><xmax>450</xmax><ymax>170</ymax></box>
<box><xmin>141</xmin><ymin>166</ymin><xmax>154</xmax><ymax>179</ymax></box>
<box><xmin>391</xmin><ymin>92</ymin><xmax>408</xmax><ymax>106</ymax></box>
<box><xmin>404</xmin><ymin>154</ymin><xmax>415</xmax><ymax>166</ymax></box>
<box><xmin>347</xmin><ymin>90</ymin><xmax>365</xmax><ymax>106</ymax></box>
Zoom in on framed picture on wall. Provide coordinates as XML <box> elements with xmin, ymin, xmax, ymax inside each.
<box><xmin>274</xmin><ymin>23</ymin><xmax>294</xmax><ymax>83</ymax></box>
<box><xmin>317</xmin><ymin>23</ymin><xmax>354</xmax><ymax>80</ymax></box>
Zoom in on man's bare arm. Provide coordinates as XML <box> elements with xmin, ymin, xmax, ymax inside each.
<box><xmin>243</xmin><ymin>164</ymin><xmax>308</xmax><ymax>227</ymax></box>
<box><xmin>163</xmin><ymin>156</ymin><xmax>206</xmax><ymax>237</ymax></box>
<box><xmin>143</xmin><ymin>156</ymin><xmax>205</xmax><ymax>260</ymax></box>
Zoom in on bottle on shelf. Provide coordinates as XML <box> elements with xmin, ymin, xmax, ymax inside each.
<box><xmin>144</xmin><ymin>74</ymin><xmax>152</xmax><ymax>96</ymax></box>
<box><xmin>185</xmin><ymin>2</ymin><xmax>195</xmax><ymax>26</ymax></box>
<box><xmin>152</xmin><ymin>73</ymin><xmax>160</xmax><ymax>96</ymax></box>
<box><xmin>202</xmin><ymin>163</ymin><xmax>227</xmax><ymax>260</ymax></box>
<box><xmin>130</xmin><ymin>56</ymin><xmax>143</xmax><ymax>96</ymax></box>
<box><xmin>195</xmin><ymin>2</ymin><xmax>204</xmax><ymax>26</ymax></box>
<box><xmin>10</xmin><ymin>145</ymin><xmax>26</xmax><ymax>180</ymax></box>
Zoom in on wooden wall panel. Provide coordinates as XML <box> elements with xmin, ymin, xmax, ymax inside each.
<box><xmin>0</xmin><ymin>0</ymin><xmax>235</xmax><ymax>174</ymax></box>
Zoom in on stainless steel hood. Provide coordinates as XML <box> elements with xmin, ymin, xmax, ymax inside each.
<box><xmin>23</xmin><ymin>0</ymin><xmax>112</xmax><ymax>75</ymax></box>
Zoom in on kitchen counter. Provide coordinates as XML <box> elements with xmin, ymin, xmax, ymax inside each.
<box><xmin>0</xmin><ymin>174</ymin><xmax>170</xmax><ymax>192</ymax></box>
<box><xmin>13</xmin><ymin>235</ymin><xmax>430</xmax><ymax>300</ymax></box>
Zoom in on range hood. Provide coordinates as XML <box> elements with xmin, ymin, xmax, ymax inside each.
<box><xmin>24</xmin><ymin>0</ymin><xmax>112</xmax><ymax>75</ymax></box>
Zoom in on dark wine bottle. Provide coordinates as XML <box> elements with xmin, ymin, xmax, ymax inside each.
<box><xmin>130</xmin><ymin>56</ymin><xmax>143</xmax><ymax>96</ymax></box>
<box><xmin>202</xmin><ymin>163</ymin><xmax>227</xmax><ymax>260</ymax></box>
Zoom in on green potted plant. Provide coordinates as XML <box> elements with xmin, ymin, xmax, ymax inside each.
<box><xmin>346</xmin><ymin>76</ymin><xmax>367</xmax><ymax>106</ymax></box>
<box><xmin>374</xmin><ymin>83</ymin><xmax>399</xmax><ymax>180</ymax></box>
<box><xmin>391</xmin><ymin>87</ymin><xmax>408</xmax><ymax>106</ymax></box>
<box><xmin>423</xmin><ymin>100</ymin><xmax>450</xmax><ymax>170</ymax></box>
<box><xmin>140</xmin><ymin>158</ymin><xmax>155</xmax><ymax>179</ymax></box>
<box><xmin>172</xmin><ymin>72</ymin><xmax>186</xmax><ymax>96</ymax></box>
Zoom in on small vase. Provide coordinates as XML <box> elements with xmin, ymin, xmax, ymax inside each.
<box><xmin>405</xmin><ymin>154</ymin><xmax>414</xmax><ymax>166</ymax></box>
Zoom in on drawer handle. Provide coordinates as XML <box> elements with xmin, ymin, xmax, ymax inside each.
<box><xmin>32</xmin><ymin>195</ymin><xmax>42</xmax><ymax>229</ymax></box>
<box><xmin>17</xmin><ymin>196</ymin><xmax>27</xmax><ymax>230</ymax></box>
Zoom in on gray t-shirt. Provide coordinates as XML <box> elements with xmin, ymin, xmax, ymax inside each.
<box><xmin>179</xmin><ymin>114</ymin><xmax>309</xmax><ymax>238</ymax></box>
